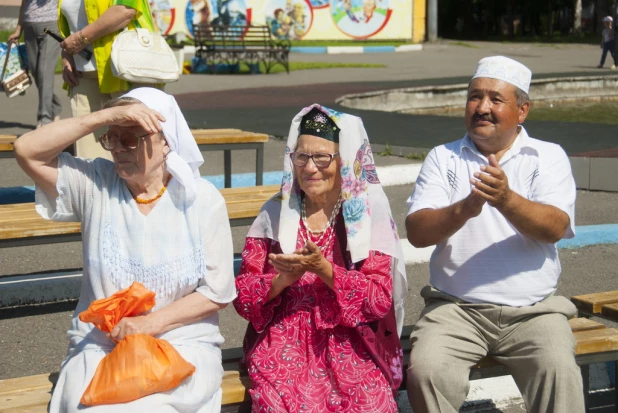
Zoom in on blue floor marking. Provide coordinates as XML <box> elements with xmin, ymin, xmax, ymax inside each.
<box><xmin>557</xmin><ymin>224</ymin><xmax>618</xmax><ymax>249</ymax></box>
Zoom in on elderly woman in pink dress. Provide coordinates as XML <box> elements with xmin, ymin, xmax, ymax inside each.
<box><xmin>234</xmin><ymin>104</ymin><xmax>408</xmax><ymax>412</ymax></box>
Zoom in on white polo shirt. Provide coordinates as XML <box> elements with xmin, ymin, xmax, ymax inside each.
<box><xmin>406</xmin><ymin>127</ymin><xmax>576</xmax><ymax>307</ymax></box>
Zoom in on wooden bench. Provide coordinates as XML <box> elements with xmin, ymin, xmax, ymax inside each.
<box><xmin>2</xmin><ymin>318</ymin><xmax>616</xmax><ymax>413</ymax></box>
<box><xmin>0</xmin><ymin>129</ymin><xmax>269</xmax><ymax>188</ymax></box>
<box><xmin>193</xmin><ymin>24</ymin><xmax>290</xmax><ymax>74</ymax></box>
<box><xmin>0</xmin><ymin>184</ymin><xmax>279</xmax><ymax>248</ymax></box>
<box><xmin>572</xmin><ymin>290</ymin><xmax>618</xmax><ymax>323</ymax></box>
<box><xmin>0</xmin><ymin>135</ymin><xmax>15</xmax><ymax>159</ymax></box>
<box><xmin>0</xmin><ymin>370</ymin><xmax>251</xmax><ymax>413</ymax></box>
<box><xmin>192</xmin><ymin>129</ymin><xmax>268</xmax><ymax>188</ymax></box>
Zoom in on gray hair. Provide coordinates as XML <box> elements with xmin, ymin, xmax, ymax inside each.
<box><xmin>102</xmin><ymin>96</ymin><xmax>142</xmax><ymax>109</ymax></box>
<box><xmin>515</xmin><ymin>88</ymin><xmax>530</xmax><ymax>106</ymax></box>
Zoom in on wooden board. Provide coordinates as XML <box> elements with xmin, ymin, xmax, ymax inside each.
<box><xmin>0</xmin><ymin>185</ymin><xmax>279</xmax><ymax>242</ymax></box>
<box><xmin>571</xmin><ymin>290</ymin><xmax>618</xmax><ymax>314</ymax></box>
<box><xmin>0</xmin><ymin>371</ymin><xmax>247</xmax><ymax>412</ymax></box>
<box><xmin>573</xmin><ymin>328</ymin><xmax>618</xmax><ymax>354</ymax></box>
<box><xmin>568</xmin><ymin>317</ymin><xmax>606</xmax><ymax>332</ymax></box>
<box><xmin>194</xmin><ymin>132</ymin><xmax>268</xmax><ymax>145</ymax></box>
<box><xmin>601</xmin><ymin>302</ymin><xmax>618</xmax><ymax>321</ymax></box>
<box><xmin>0</xmin><ymin>135</ymin><xmax>17</xmax><ymax>143</ymax></box>
<box><xmin>0</xmin><ymin>135</ymin><xmax>16</xmax><ymax>152</ymax></box>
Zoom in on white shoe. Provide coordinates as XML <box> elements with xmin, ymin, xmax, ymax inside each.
<box><xmin>611</xmin><ymin>64</ymin><xmax>617</xmax><ymax>70</ymax></box>
<box><xmin>53</xmin><ymin>115</ymin><xmax>60</xmax><ymax>122</ymax></box>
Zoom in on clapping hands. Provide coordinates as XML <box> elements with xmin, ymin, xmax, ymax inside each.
<box><xmin>469</xmin><ymin>154</ymin><xmax>513</xmax><ymax>211</ymax></box>
<box><xmin>268</xmin><ymin>241</ymin><xmax>332</xmax><ymax>291</ymax></box>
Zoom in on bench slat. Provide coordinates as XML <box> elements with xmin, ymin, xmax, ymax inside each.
<box><xmin>574</xmin><ymin>328</ymin><xmax>618</xmax><ymax>354</ymax></box>
<box><xmin>194</xmin><ymin>134</ymin><xmax>268</xmax><ymax>145</ymax></box>
<box><xmin>0</xmin><ymin>371</ymin><xmax>246</xmax><ymax>412</ymax></box>
<box><xmin>0</xmin><ymin>374</ymin><xmax>55</xmax><ymax>396</ymax></box>
<box><xmin>0</xmin><ymin>185</ymin><xmax>279</xmax><ymax>242</ymax></box>
<box><xmin>568</xmin><ymin>317</ymin><xmax>607</xmax><ymax>332</ymax></box>
<box><xmin>572</xmin><ymin>291</ymin><xmax>618</xmax><ymax>314</ymax></box>
<box><xmin>601</xmin><ymin>303</ymin><xmax>618</xmax><ymax>321</ymax></box>
<box><xmin>0</xmin><ymin>387</ymin><xmax>51</xmax><ymax>412</ymax></box>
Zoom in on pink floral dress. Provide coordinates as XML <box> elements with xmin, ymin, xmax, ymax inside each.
<box><xmin>234</xmin><ymin>218</ymin><xmax>398</xmax><ymax>413</ymax></box>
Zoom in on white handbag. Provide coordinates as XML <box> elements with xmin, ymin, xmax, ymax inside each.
<box><xmin>110</xmin><ymin>27</ymin><xmax>179</xmax><ymax>83</ymax></box>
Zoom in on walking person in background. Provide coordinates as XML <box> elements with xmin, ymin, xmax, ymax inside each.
<box><xmin>598</xmin><ymin>16</ymin><xmax>615</xmax><ymax>69</ymax></box>
<box><xmin>8</xmin><ymin>0</ymin><xmax>62</xmax><ymax>129</ymax></box>
<box><xmin>58</xmin><ymin>0</ymin><xmax>157</xmax><ymax>160</ymax></box>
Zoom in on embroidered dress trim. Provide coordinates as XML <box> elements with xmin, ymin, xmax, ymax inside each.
<box><xmin>102</xmin><ymin>223</ymin><xmax>205</xmax><ymax>299</ymax></box>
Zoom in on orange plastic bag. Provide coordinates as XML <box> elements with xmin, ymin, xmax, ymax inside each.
<box><xmin>78</xmin><ymin>282</ymin><xmax>196</xmax><ymax>406</ymax></box>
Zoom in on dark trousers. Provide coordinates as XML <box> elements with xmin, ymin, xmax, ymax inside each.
<box><xmin>599</xmin><ymin>40</ymin><xmax>616</xmax><ymax>67</ymax></box>
<box><xmin>23</xmin><ymin>20</ymin><xmax>62</xmax><ymax>125</ymax></box>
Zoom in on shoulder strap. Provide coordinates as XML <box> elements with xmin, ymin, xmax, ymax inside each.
<box><xmin>1</xmin><ymin>42</ymin><xmax>13</xmax><ymax>81</ymax></box>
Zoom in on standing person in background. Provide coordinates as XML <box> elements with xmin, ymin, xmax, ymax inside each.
<box><xmin>58</xmin><ymin>0</ymin><xmax>157</xmax><ymax>160</ymax></box>
<box><xmin>598</xmin><ymin>16</ymin><xmax>615</xmax><ymax>69</ymax></box>
<box><xmin>8</xmin><ymin>0</ymin><xmax>62</xmax><ymax>129</ymax></box>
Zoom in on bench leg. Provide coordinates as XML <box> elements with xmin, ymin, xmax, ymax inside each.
<box><xmin>256</xmin><ymin>145</ymin><xmax>264</xmax><ymax>186</ymax></box>
<box><xmin>581</xmin><ymin>365</ymin><xmax>590</xmax><ymax>413</ymax></box>
<box><xmin>224</xmin><ymin>150</ymin><xmax>232</xmax><ymax>188</ymax></box>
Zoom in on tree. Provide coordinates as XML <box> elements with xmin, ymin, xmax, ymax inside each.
<box><xmin>574</xmin><ymin>0</ymin><xmax>582</xmax><ymax>32</ymax></box>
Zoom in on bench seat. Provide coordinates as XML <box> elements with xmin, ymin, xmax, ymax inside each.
<box><xmin>0</xmin><ymin>371</ymin><xmax>250</xmax><ymax>413</ymax></box>
<box><xmin>3</xmin><ymin>318</ymin><xmax>615</xmax><ymax>413</ymax></box>
<box><xmin>0</xmin><ymin>185</ymin><xmax>280</xmax><ymax>248</ymax></box>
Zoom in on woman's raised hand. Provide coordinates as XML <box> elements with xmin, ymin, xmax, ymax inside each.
<box><xmin>103</xmin><ymin>104</ymin><xmax>166</xmax><ymax>133</ymax></box>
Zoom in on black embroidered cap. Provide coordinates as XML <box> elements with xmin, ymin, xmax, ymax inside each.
<box><xmin>299</xmin><ymin>107</ymin><xmax>340</xmax><ymax>143</ymax></box>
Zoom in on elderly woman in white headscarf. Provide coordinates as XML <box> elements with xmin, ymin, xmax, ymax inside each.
<box><xmin>14</xmin><ymin>87</ymin><xmax>236</xmax><ymax>412</ymax></box>
<box><xmin>234</xmin><ymin>104</ymin><xmax>408</xmax><ymax>412</ymax></box>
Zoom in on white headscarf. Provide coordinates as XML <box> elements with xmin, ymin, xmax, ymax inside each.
<box><xmin>122</xmin><ymin>88</ymin><xmax>204</xmax><ymax>203</ymax></box>
<box><xmin>247</xmin><ymin>104</ymin><xmax>408</xmax><ymax>334</ymax></box>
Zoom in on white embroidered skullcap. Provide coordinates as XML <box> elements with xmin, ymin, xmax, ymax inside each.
<box><xmin>471</xmin><ymin>56</ymin><xmax>532</xmax><ymax>94</ymax></box>
<box><xmin>604</xmin><ymin>16</ymin><xmax>613</xmax><ymax>22</ymax></box>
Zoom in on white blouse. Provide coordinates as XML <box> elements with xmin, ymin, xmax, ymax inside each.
<box><xmin>36</xmin><ymin>153</ymin><xmax>237</xmax><ymax>349</ymax></box>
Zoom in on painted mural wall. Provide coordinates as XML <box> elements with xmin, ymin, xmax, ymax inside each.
<box><xmin>149</xmin><ymin>0</ymin><xmax>414</xmax><ymax>40</ymax></box>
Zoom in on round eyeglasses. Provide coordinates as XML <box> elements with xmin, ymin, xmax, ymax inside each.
<box><xmin>290</xmin><ymin>152</ymin><xmax>339</xmax><ymax>168</ymax></box>
<box><xmin>98</xmin><ymin>132</ymin><xmax>152</xmax><ymax>151</ymax></box>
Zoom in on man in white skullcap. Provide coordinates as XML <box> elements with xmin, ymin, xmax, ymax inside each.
<box><xmin>404</xmin><ymin>56</ymin><xmax>584</xmax><ymax>413</ymax></box>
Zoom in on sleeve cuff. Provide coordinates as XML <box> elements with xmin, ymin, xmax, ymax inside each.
<box><xmin>195</xmin><ymin>285</ymin><xmax>237</xmax><ymax>305</ymax></box>
<box><xmin>34</xmin><ymin>153</ymin><xmax>79</xmax><ymax>222</ymax></box>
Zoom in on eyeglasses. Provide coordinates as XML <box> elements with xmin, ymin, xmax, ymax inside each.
<box><xmin>98</xmin><ymin>132</ymin><xmax>152</xmax><ymax>151</ymax></box>
<box><xmin>290</xmin><ymin>152</ymin><xmax>339</xmax><ymax>168</ymax></box>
